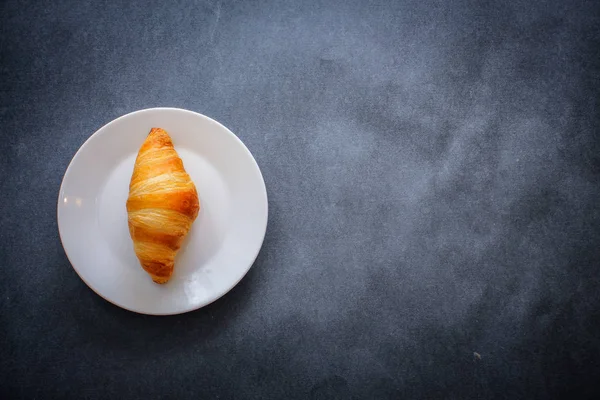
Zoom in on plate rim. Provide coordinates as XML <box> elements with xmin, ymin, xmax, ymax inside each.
<box><xmin>57</xmin><ymin>107</ymin><xmax>268</xmax><ymax>316</ymax></box>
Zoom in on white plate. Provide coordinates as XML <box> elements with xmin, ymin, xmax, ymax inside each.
<box><xmin>57</xmin><ymin>108</ymin><xmax>268</xmax><ymax>315</ymax></box>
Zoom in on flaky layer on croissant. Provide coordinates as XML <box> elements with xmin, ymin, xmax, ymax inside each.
<box><xmin>126</xmin><ymin>128</ymin><xmax>200</xmax><ymax>283</ymax></box>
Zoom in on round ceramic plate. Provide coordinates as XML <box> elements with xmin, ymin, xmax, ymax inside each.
<box><xmin>57</xmin><ymin>108</ymin><xmax>268</xmax><ymax>315</ymax></box>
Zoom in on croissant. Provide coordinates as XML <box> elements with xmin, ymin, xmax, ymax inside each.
<box><xmin>126</xmin><ymin>128</ymin><xmax>200</xmax><ymax>283</ymax></box>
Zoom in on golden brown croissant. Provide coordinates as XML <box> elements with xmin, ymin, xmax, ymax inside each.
<box><xmin>126</xmin><ymin>128</ymin><xmax>200</xmax><ymax>283</ymax></box>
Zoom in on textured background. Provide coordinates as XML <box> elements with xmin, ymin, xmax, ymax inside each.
<box><xmin>1</xmin><ymin>0</ymin><xmax>600</xmax><ymax>398</ymax></box>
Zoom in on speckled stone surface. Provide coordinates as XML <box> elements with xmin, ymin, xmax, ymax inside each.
<box><xmin>1</xmin><ymin>0</ymin><xmax>600</xmax><ymax>398</ymax></box>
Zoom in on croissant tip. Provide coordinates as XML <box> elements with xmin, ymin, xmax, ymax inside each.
<box><xmin>152</xmin><ymin>276</ymin><xmax>170</xmax><ymax>284</ymax></box>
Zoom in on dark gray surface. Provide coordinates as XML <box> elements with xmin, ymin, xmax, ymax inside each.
<box><xmin>1</xmin><ymin>0</ymin><xmax>600</xmax><ymax>398</ymax></box>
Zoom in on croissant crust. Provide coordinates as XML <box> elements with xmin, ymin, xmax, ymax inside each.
<box><xmin>126</xmin><ymin>128</ymin><xmax>200</xmax><ymax>283</ymax></box>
